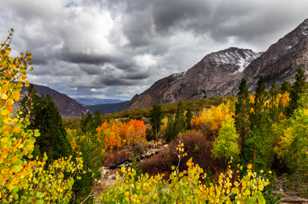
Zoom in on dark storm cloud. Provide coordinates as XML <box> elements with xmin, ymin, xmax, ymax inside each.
<box><xmin>106</xmin><ymin>0</ymin><xmax>308</xmax><ymax>46</ymax></box>
<box><xmin>125</xmin><ymin>72</ymin><xmax>150</xmax><ymax>80</ymax></box>
<box><xmin>1</xmin><ymin>0</ymin><xmax>308</xmax><ymax>100</ymax></box>
<box><xmin>102</xmin><ymin>78</ymin><xmax>136</xmax><ymax>86</ymax></box>
<box><xmin>61</xmin><ymin>52</ymin><xmax>115</xmax><ymax>65</ymax></box>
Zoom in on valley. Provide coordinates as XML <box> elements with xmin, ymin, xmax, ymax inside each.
<box><xmin>1</xmin><ymin>5</ymin><xmax>308</xmax><ymax>204</ymax></box>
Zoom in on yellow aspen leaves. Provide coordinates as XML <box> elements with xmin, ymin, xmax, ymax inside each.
<box><xmin>99</xmin><ymin>159</ymin><xmax>270</xmax><ymax>203</ymax></box>
<box><xmin>0</xmin><ymin>33</ymin><xmax>83</xmax><ymax>203</ymax></box>
<box><xmin>192</xmin><ymin>103</ymin><xmax>233</xmax><ymax>132</ymax></box>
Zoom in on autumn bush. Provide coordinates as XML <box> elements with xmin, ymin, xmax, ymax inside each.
<box><xmin>140</xmin><ymin>130</ymin><xmax>221</xmax><ymax>174</ymax></box>
<box><xmin>97</xmin><ymin>119</ymin><xmax>147</xmax><ymax>151</ymax></box>
<box><xmin>98</xmin><ymin>158</ymin><xmax>270</xmax><ymax>203</ymax></box>
<box><xmin>191</xmin><ymin>102</ymin><xmax>233</xmax><ymax>135</ymax></box>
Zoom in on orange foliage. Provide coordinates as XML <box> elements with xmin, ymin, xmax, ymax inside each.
<box><xmin>191</xmin><ymin>103</ymin><xmax>233</xmax><ymax>133</ymax></box>
<box><xmin>278</xmin><ymin>92</ymin><xmax>290</xmax><ymax>108</ymax></box>
<box><xmin>97</xmin><ymin>119</ymin><xmax>147</xmax><ymax>150</ymax></box>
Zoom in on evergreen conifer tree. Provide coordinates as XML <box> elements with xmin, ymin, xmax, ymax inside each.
<box><xmin>164</xmin><ymin>102</ymin><xmax>186</xmax><ymax>142</ymax></box>
<box><xmin>22</xmin><ymin>88</ymin><xmax>72</xmax><ymax>162</ymax></box>
<box><xmin>269</xmin><ymin>83</ymin><xmax>280</xmax><ymax>121</ymax></box>
<box><xmin>280</xmin><ymin>81</ymin><xmax>291</xmax><ymax>93</ymax></box>
<box><xmin>235</xmin><ymin>79</ymin><xmax>250</xmax><ymax>155</ymax></box>
<box><xmin>165</xmin><ymin>115</ymin><xmax>176</xmax><ymax>142</ymax></box>
<box><xmin>185</xmin><ymin>109</ymin><xmax>193</xmax><ymax>130</ymax></box>
<box><xmin>287</xmin><ymin>68</ymin><xmax>305</xmax><ymax>116</ymax></box>
<box><xmin>149</xmin><ymin>104</ymin><xmax>163</xmax><ymax>139</ymax></box>
<box><xmin>174</xmin><ymin>102</ymin><xmax>186</xmax><ymax>135</ymax></box>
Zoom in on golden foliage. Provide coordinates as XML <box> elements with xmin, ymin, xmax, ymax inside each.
<box><xmin>98</xmin><ymin>159</ymin><xmax>270</xmax><ymax>203</ymax></box>
<box><xmin>0</xmin><ymin>33</ymin><xmax>83</xmax><ymax>203</ymax></box>
<box><xmin>191</xmin><ymin>103</ymin><xmax>233</xmax><ymax>132</ymax></box>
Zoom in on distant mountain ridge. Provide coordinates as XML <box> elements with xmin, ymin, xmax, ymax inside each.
<box><xmin>26</xmin><ymin>84</ymin><xmax>89</xmax><ymax>117</ymax></box>
<box><xmin>87</xmin><ymin>101</ymin><xmax>130</xmax><ymax>114</ymax></box>
<box><xmin>76</xmin><ymin>98</ymin><xmax>124</xmax><ymax>106</ymax></box>
<box><xmin>129</xmin><ymin>19</ymin><xmax>308</xmax><ymax>109</ymax></box>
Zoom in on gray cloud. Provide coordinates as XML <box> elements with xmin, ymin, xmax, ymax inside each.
<box><xmin>0</xmin><ymin>0</ymin><xmax>308</xmax><ymax>100</ymax></box>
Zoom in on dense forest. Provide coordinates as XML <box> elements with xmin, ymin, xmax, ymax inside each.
<box><xmin>1</xmin><ymin>31</ymin><xmax>307</xmax><ymax>204</ymax></box>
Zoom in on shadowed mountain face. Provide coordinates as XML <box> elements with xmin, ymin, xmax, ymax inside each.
<box><xmin>243</xmin><ymin>19</ymin><xmax>308</xmax><ymax>89</ymax></box>
<box><xmin>130</xmin><ymin>19</ymin><xmax>308</xmax><ymax>110</ymax></box>
<box><xmin>29</xmin><ymin>84</ymin><xmax>89</xmax><ymax>117</ymax></box>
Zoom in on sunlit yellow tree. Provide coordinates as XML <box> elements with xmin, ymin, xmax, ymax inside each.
<box><xmin>0</xmin><ymin>31</ymin><xmax>83</xmax><ymax>203</ymax></box>
<box><xmin>212</xmin><ymin>117</ymin><xmax>240</xmax><ymax>162</ymax></box>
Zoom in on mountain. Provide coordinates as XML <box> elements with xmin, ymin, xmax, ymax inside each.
<box><xmin>242</xmin><ymin>19</ymin><xmax>308</xmax><ymax>89</ymax></box>
<box><xmin>130</xmin><ymin>48</ymin><xmax>260</xmax><ymax>109</ymax></box>
<box><xmin>76</xmin><ymin>98</ymin><xmax>124</xmax><ymax>106</ymax></box>
<box><xmin>130</xmin><ymin>19</ymin><xmax>308</xmax><ymax>109</ymax></box>
<box><xmin>28</xmin><ymin>84</ymin><xmax>89</xmax><ymax>117</ymax></box>
<box><xmin>87</xmin><ymin>101</ymin><xmax>130</xmax><ymax>114</ymax></box>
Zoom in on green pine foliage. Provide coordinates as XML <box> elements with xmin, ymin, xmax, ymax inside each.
<box><xmin>165</xmin><ymin>115</ymin><xmax>176</xmax><ymax>142</ymax></box>
<box><xmin>280</xmin><ymin>81</ymin><xmax>291</xmax><ymax>93</ymax></box>
<box><xmin>22</xmin><ymin>87</ymin><xmax>72</xmax><ymax>162</ymax></box>
<box><xmin>287</xmin><ymin>68</ymin><xmax>305</xmax><ymax>116</ymax></box>
<box><xmin>164</xmin><ymin>102</ymin><xmax>187</xmax><ymax>142</ymax></box>
<box><xmin>149</xmin><ymin>104</ymin><xmax>163</xmax><ymax>140</ymax></box>
<box><xmin>185</xmin><ymin>109</ymin><xmax>193</xmax><ymax>129</ymax></box>
<box><xmin>235</xmin><ymin>79</ymin><xmax>251</xmax><ymax>156</ymax></box>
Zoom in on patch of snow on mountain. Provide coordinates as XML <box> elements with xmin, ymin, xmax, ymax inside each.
<box><xmin>237</xmin><ymin>57</ymin><xmax>247</xmax><ymax>72</ymax></box>
<box><xmin>233</xmin><ymin>51</ymin><xmax>261</xmax><ymax>74</ymax></box>
<box><xmin>205</xmin><ymin>48</ymin><xmax>260</xmax><ymax>73</ymax></box>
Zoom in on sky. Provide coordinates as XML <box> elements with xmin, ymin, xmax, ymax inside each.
<box><xmin>0</xmin><ymin>0</ymin><xmax>308</xmax><ymax>101</ymax></box>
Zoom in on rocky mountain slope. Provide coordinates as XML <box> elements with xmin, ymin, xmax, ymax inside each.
<box><xmin>130</xmin><ymin>47</ymin><xmax>260</xmax><ymax>109</ymax></box>
<box><xmin>130</xmin><ymin>19</ymin><xmax>308</xmax><ymax>109</ymax></box>
<box><xmin>243</xmin><ymin>19</ymin><xmax>308</xmax><ymax>89</ymax></box>
<box><xmin>27</xmin><ymin>84</ymin><xmax>89</xmax><ymax>117</ymax></box>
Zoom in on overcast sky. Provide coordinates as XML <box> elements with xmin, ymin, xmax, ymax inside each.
<box><xmin>0</xmin><ymin>0</ymin><xmax>307</xmax><ymax>101</ymax></box>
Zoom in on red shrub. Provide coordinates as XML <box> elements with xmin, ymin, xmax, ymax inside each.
<box><xmin>140</xmin><ymin>130</ymin><xmax>222</xmax><ymax>175</ymax></box>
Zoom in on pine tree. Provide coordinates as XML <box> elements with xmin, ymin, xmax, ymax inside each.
<box><xmin>251</xmin><ymin>78</ymin><xmax>268</xmax><ymax>127</ymax></box>
<box><xmin>174</xmin><ymin>102</ymin><xmax>186</xmax><ymax>134</ymax></box>
<box><xmin>164</xmin><ymin>102</ymin><xmax>186</xmax><ymax>142</ymax></box>
<box><xmin>280</xmin><ymin>81</ymin><xmax>291</xmax><ymax>93</ymax></box>
<box><xmin>149</xmin><ymin>104</ymin><xmax>163</xmax><ymax>140</ymax></box>
<box><xmin>246</xmin><ymin>78</ymin><xmax>274</xmax><ymax>169</ymax></box>
<box><xmin>165</xmin><ymin>115</ymin><xmax>176</xmax><ymax>142</ymax></box>
<box><xmin>287</xmin><ymin>68</ymin><xmax>305</xmax><ymax>116</ymax></box>
<box><xmin>185</xmin><ymin>109</ymin><xmax>193</xmax><ymax>130</ymax></box>
<box><xmin>23</xmin><ymin>90</ymin><xmax>72</xmax><ymax>162</ymax></box>
<box><xmin>235</xmin><ymin>79</ymin><xmax>250</xmax><ymax>155</ymax></box>
<box><xmin>269</xmin><ymin>83</ymin><xmax>279</xmax><ymax>121</ymax></box>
